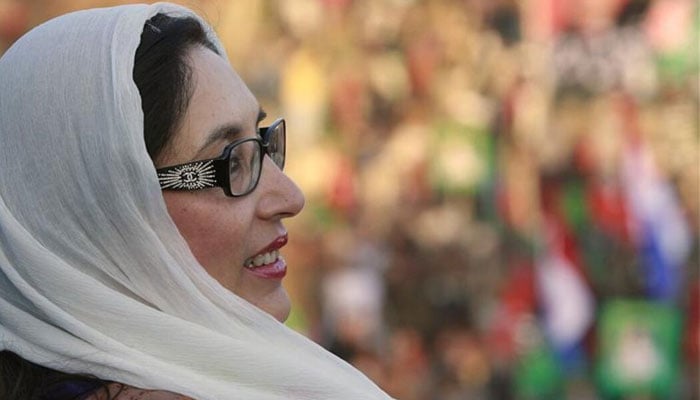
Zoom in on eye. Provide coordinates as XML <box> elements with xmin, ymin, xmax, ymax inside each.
<box><xmin>228</xmin><ymin>144</ymin><xmax>249</xmax><ymax>180</ymax></box>
<box><xmin>229</xmin><ymin>154</ymin><xmax>242</xmax><ymax>175</ymax></box>
<box><xmin>229</xmin><ymin>147</ymin><xmax>252</xmax><ymax>176</ymax></box>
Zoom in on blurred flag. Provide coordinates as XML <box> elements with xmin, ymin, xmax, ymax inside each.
<box><xmin>535</xmin><ymin>216</ymin><xmax>595</xmax><ymax>360</ymax></box>
<box><xmin>487</xmin><ymin>260</ymin><xmax>537</xmax><ymax>362</ymax></box>
<box><xmin>620</xmin><ymin>137</ymin><xmax>692</xmax><ymax>301</ymax></box>
<box><xmin>560</xmin><ymin>180</ymin><xmax>588</xmax><ymax>233</ymax></box>
<box><xmin>596</xmin><ymin>299</ymin><xmax>683</xmax><ymax>398</ymax></box>
<box><xmin>486</xmin><ymin>260</ymin><xmax>565</xmax><ymax>398</ymax></box>
<box><xmin>513</xmin><ymin>316</ymin><xmax>564</xmax><ymax>399</ymax></box>
<box><xmin>587</xmin><ymin>179</ymin><xmax>632</xmax><ymax>244</ymax></box>
<box><xmin>430</xmin><ymin>121</ymin><xmax>489</xmax><ymax>196</ymax></box>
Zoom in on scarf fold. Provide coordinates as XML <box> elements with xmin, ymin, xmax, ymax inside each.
<box><xmin>0</xmin><ymin>3</ymin><xmax>391</xmax><ymax>399</ymax></box>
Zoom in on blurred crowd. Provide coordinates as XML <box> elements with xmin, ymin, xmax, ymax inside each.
<box><xmin>1</xmin><ymin>0</ymin><xmax>698</xmax><ymax>399</ymax></box>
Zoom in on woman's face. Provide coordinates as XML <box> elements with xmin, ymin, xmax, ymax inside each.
<box><xmin>157</xmin><ymin>46</ymin><xmax>305</xmax><ymax>322</ymax></box>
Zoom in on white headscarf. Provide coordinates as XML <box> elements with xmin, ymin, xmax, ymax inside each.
<box><xmin>0</xmin><ymin>3</ymin><xmax>391</xmax><ymax>399</ymax></box>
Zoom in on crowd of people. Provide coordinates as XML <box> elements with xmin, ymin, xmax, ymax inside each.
<box><xmin>1</xmin><ymin>0</ymin><xmax>697</xmax><ymax>398</ymax></box>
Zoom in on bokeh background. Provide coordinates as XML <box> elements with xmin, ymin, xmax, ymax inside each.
<box><xmin>1</xmin><ymin>0</ymin><xmax>698</xmax><ymax>398</ymax></box>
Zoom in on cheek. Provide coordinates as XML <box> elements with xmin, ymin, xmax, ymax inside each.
<box><xmin>162</xmin><ymin>193</ymin><xmax>249</xmax><ymax>284</ymax></box>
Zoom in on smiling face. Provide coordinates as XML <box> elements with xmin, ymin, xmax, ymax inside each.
<box><xmin>156</xmin><ymin>45</ymin><xmax>305</xmax><ymax>322</ymax></box>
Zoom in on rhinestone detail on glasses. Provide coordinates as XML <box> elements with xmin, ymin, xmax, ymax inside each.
<box><xmin>157</xmin><ymin>160</ymin><xmax>217</xmax><ymax>190</ymax></box>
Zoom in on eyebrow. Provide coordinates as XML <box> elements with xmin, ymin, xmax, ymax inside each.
<box><xmin>194</xmin><ymin>108</ymin><xmax>267</xmax><ymax>158</ymax></box>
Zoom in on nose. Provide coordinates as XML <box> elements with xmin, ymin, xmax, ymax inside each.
<box><xmin>255</xmin><ymin>155</ymin><xmax>305</xmax><ymax>220</ymax></box>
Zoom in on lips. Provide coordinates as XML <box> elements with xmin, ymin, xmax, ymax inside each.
<box><xmin>243</xmin><ymin>234</ymin><xmax>288</xmax><ymax>279</ymax></box>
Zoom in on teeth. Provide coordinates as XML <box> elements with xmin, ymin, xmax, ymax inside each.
<box><xmin>247</xmin><ymin>250</ymin><xmax>279</xmax><ymax>268</ymax></box>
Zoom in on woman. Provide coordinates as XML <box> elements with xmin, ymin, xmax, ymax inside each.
<box><xmin>0</xmin><ymin>3</ymin><xmax>391</xmax><ymax>399</ymax></box>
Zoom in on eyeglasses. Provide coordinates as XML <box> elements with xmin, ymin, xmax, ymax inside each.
<box><xmin>156</xmin><ymin>118</ymin><xmax>285</xmax><ymax>197</ymax></box>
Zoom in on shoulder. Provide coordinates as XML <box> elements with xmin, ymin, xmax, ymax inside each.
<box><xmin>84</xmin><ymin>383</ymin><xmax>195</xmax><ymax>400</ymax></box>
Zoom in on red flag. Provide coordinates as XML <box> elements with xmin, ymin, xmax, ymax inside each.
<box><xmin>536</xmin><ymin>215</ymin><xmax>595</xmax><ymax>350</ymax></box>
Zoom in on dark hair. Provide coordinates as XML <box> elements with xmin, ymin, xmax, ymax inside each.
<box><xmin>0</xmin><ymin>13</ymin><xmax>218</xmax><ymax>400</ymax></box>
<box><xmin>134</xmin><ymin>13</ymin><xmax>219</xmax><ymax>161</ymax></box>
<box><xmin>0</xmin><ymin>350</ymin><xmax>108</xmax><ymax>400</ymax></box>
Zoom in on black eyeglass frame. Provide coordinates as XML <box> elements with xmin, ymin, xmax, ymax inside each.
<box><xmin>156</xmin><ymin>118</ymin><xmax>285</xmax><ymax>197</ymax></box>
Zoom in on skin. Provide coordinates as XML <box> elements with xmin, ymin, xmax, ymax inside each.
<box><xmin>86</xmin><ymin>45</ymin><xmax>305</xmax><ymax>400</ymax></box>
<box><xmin>156</xmin><ymin>45</ymin><xmax>305</xmax><ymax>323</ymax></box>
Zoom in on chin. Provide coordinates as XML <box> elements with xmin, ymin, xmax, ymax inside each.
<box><xmin>272</xmin><ymin>305</ymin><xmax>291</xmax><ymax>322</ymax></box>
<box><xmin>260</xmin><ymin>289</ymin><xmax>291</xmax><ymax>322</ymax></box>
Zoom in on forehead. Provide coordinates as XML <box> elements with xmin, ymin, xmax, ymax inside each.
<box><xmin>163</xmin><ymin>46</ymin><xmax>260</xmax><ymax>163</ymax></box>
